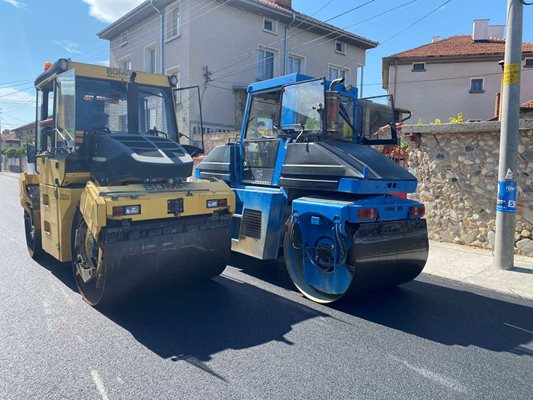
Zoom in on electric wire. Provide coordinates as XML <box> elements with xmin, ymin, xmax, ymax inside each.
<box><xmin>338</xmin><ymin>0</ymin><xmax>454</xmax><ymax>68</ymax></box>
<box><xmin>202</xmin><ymin>0</ymin><xmax>378</xmax><ymax>81</ymax></box>
<box><xmin>288</xmin><ymin>0</ymin><xmax>419</xmax><ymax>55</ymax></box>
<box><xmin>377</xmin><ymin>0</ymin><xmax>453</xmax><ymax>47</ymax></box>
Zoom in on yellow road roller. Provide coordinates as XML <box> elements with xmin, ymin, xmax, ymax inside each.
<box><xmin>20</xmin><ymin>59</ymin><xmax>234</xmax><ymax>307</ymax></box>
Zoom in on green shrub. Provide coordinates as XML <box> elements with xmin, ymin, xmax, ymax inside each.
<box><xmin>449</xmin><ymin>113</ymin><xmax>464</xmax><ymax>124</ymax></box>
<box><xmin>1</xmin><ymin>144</ymin><xmax>26</xmax><ymax>158</ymax></box>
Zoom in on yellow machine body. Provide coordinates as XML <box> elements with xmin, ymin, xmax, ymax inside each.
<box><xmin>20</xmin><ymin>59</ymin><xmax>234</xmax><ymax>306</ymax></box>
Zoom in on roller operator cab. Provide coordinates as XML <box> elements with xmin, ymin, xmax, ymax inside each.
<box><xmin>196</xmin><ymin>74</ymin><xmax>428</xmax><ymax>304</ymax></box>
<box><xmin>20</xmin><ymin>59</ymin><xmax>235</xmax><ymax>307</ymax></box>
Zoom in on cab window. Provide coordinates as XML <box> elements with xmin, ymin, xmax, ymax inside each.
<box><xmin>245</xmin><ymin>90</ymin><xmax>281</xmax><ymax>139</ymax></box>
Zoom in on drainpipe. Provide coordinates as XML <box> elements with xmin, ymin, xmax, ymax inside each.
<box><xmin>359</xmin><ymin>65</ymin><xmax>364</xmax><ymax>98</ymax></box>
<box><xmin>150</xmin><ymin>0</ymin><xmax>165</xmax><ymax>74</ymax></box>
<box><xmin>393</xmin><ymin>58</ymin><xmax>398</xmax><ymax>99</ymax></box>
<box><xmin>284</xmin><ymin>13</ymin><xmax>296</xmax><ymax>74</ymax></box>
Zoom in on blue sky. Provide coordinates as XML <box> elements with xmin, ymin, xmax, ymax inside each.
<box><xmin>0</xmin><ymin>0</ymin><xmax>532</xmax><ymax>130</ymax></box>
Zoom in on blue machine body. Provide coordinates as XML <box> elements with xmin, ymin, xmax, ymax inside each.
<box><xmin>196</xmin><ymin>74</ymin><xmax>428</xmax><ymax>302</ymax></box>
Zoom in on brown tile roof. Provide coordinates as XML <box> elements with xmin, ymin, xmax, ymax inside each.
<box><xmin>257</xmin><ymin>0</ymin><xmax>292</xmax><ymax>11</ymax></box>
<box><xmin>1</xmin><ymin>133</ymin><xmax>20</xmax><ymax>142</ymax></box>
<box><xmin>521</xmin><ymin>99</ymin><xmax>533</xmax><ymax>109</ymax></box>
<box><xmin>387</xmin><ymin>35</ymin><xmax>533</xmax><ymax>59</ymax></box>
<box><xmin>98</xmin><ymin>0</ymin><xmax>377</xmax><ymax>49</ymax></box>
<box><xmin>255</xmin><ymin>0</ymin><xmax>377</xmax><ymax>48</ymax></box>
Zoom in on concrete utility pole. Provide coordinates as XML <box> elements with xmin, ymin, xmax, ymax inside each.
<box><xmin>494</xmin><ymin>0</ymin><xmax>523</xmax><ymax>269</ymax></box>
<box><xmin>0</xmin><ymin>108</ymin><xmax>3</xmax><ymax>172</ymax></box>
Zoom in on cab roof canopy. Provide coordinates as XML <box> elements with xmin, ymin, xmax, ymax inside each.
<box><xmin>34</xmin><ymin>58</ymin><xmax>173</xmax><ymax>89</ymax></box>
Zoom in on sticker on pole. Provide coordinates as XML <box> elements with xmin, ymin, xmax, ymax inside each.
<box><xmin>503</xmin><ymin>63</ymin><xmax>520</xmax><ymax>85</ymax></box>
<box><xmin>496</xmin><ymin>181</ymin><xmax>517</xmax><ymax>213</ymax></box>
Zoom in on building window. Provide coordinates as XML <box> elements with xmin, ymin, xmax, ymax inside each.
<box><xmin>120</xmin><ymin>31</ymin><xmax>128</xmax><ymax>46</ymax></box>
<box><xmin>288</xmin><ymin>55</ymin><xmax>303</xmax><ymax>74</ymax></box>
<box><xmin>263</xmin><ymin>18</ymin><xmax>277</xmax><ymax>34</ymax></box>
<box><xmin>257</xmin><ymin>48</ymin><xmax>275</xmax><ymax>80</ymax></box>
<box><xmin>412</xmin><ymin>62</ymin><xmax>426</xmax><ymax>72</ymax></box>
<box><xmin>525</xmin><ymin>58</ymin><xmax>533</xmax><ymax>68</ymax></box>
<box><xmin>328</xmin><ymin>65</ymin><xmax>347</xmax><ymax>81</ymax></box>
<box><xmin>470</xmin><ymin>78</ymin><xmax>484</xmax><ymax>93</ymax></box>
<box><xmin>165</xmin><ymin>5</ymin><xmax>180</xmax><ymax>40</ymax></box>
<box><xmin>145</xmin><ymin>45</ymin><xmax>157</xmax><ymax>73</ymax></box>
<box><xmin>335</xmin><ymin>41</ymin><xmax>346</xmax><ymax>55</ymax></box>
<box><xmin>119</xmin><ymin>58</ymin><xmax>132</xmax><ymax>70</ymax></box>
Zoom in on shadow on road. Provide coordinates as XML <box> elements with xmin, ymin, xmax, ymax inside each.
<box><xmin>34</xmin><ymin>253</ymin><xmax>78</xmax><ymax>292</ymax></box>
<box><xmin>33</xmin><ymin>253</ymin><xmax>325</xmax><ymax>375</ymax></box>
<box><xmin>105</xmin><ymin>277</ymin><xmax>325</xmax><ymax>374</ymax></box>
<box><xmin>232</xmin><ymin>254</ymin><xmax>533</xmax><ymax>357</ymax></box>
<box><xmin>336</xmin><ymin>280</ymin><xmax>533</xmax><ymax>356</ymax></box>
<box><xmin>34</xmin><ymin>251</ymin><xmax>533</xmax><ymax>370</ymax></box>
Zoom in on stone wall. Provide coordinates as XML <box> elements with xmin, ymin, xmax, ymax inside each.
<box><xmin>404</xmin><ymin>120</ymin><xmax>533</xmax><ymax>256</ymax></box>
<box><xmin>203</xmin><ymin>131</ymin><xmax>240</xmax><ymax>154</ymax></box>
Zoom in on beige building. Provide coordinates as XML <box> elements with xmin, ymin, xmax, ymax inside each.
<box><xmin>382</xmin><ymin>20</ymin><xmax>533</xmax><ymax>123</ymax></box>
<box><xmin>98</xmin><ymin>0</ymin><xmax>376</xmax><ymax>132</ymax></box>
<box><xmin>12</xmin><ymin>121</ymin><xmax>35</xmax><ymax>143</ymax></box>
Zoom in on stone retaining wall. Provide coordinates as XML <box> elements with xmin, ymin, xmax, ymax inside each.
<box><xmin>203</xmin><ymin>132</ymin><xmax>240</xmax><ymax>153</ymax></box>
<box><xmin>404</xmin><ymin>120</ymin><xmax>533</xmax><ymax>256</ymax></box>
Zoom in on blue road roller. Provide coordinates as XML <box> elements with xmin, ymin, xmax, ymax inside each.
<box><xmin>196</xmin><ymin>74</ymin><xmax>428</xmax><ymax>304</ymax></box>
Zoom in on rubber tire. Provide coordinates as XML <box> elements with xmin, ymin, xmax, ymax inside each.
<box><xmin>24</xmin><ymin>208</ymin><xmax>42</xmax><ymax>259</ymax></box>
<box><xmin>71</xmin><ymin>210</ymin><xmax>118</xmax><ymax>308</ymax></box>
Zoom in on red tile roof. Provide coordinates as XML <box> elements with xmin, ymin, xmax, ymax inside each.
<box><xmin>256</xmin><ymin>0</ymin><xmax>377</xmax><ymax>48</ymax></box>
<box><xmin>388</xmin><ymin>35</ymin><xmax>533</xmax><ymax>59</ymax></box>
<box><xmin>257</xmin><ymin>0</ymin><xmax>292</xmax><ymax>11</ymax></box>
<box><xmin>1</xmin><ymin>133</ymin><xmax>20</xmax><ymax>142</ymax></box>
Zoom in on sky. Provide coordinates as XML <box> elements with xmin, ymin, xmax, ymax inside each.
<box><xmin>0</xmin><ymin>0</ymin><xmax>532</xmax><ymax>131</ymax></box>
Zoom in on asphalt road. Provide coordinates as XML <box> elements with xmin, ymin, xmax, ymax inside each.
<box><xmin>1</xmin><ymin>173</ymin><xmax>532</xmax><ymax>400</ymax></box>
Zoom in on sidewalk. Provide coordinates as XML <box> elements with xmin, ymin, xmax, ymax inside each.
<box><xmin>0</xmin><ymin>171</ymin><xmax>20</xmax><ymax>178</ymax></box>
<box><xmin>424</xmin><ymin>241</ymin><xmax>533</xmax><ymax>301</ymax></box>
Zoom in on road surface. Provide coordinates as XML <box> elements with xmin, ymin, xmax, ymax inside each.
<box><xmin>1</xmin><ymin>173</ymin><xmax>532</xmax><ymax>399</ymax></box>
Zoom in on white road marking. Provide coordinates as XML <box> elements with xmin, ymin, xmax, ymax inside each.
<box><xmin>390</xmin><ymin>356</ymin><xmax>468</xmax><ymax>394</ymax></box>
<box><xmin>504</xmin><ymin>322</ymin><xmax>533</xmax><ymax>335</ymax></box>
<box><xmin>91</xmin><ymin>369</ymin><xmax>110</xmax><ymax>400</ymax></box>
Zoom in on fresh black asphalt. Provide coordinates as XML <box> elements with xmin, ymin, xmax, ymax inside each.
<box><xmin>1</xmin><ymin>173</ymin><xmax>532</xmax><ymax>399</ymax></box>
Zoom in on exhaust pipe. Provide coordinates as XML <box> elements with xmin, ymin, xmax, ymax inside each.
<box><xmin>329</xmin><ymin>77</ymin><xmax>345</xmax><ymax>92</ymax></box>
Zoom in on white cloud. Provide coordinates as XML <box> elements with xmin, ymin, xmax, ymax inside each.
<box><xmin>82</xmin><ymin>0</ymin><xmax>145</xmax><ymax>23</ymax></box>
<box><xmin>0</xmin><ymin>87</ymin><xmax>34</xmax><ymax>105</ymax></box>
<box><xmin>53</xmin><ymin>40</ymin><xmax>82</xmax><ymax>54</ymax></box>
<box><xmin>95</xmin><ymin>59</ymin><xmax>110</xmax><ymax>66</ymax></box>
<box><xmin>2</xmin><ymin>0</ymin><xmax>26</xmax><ymax>8</ymax></box>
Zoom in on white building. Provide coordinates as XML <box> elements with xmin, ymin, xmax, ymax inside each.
<box><xmin>382</xmin><ymin>20</ymin><xmax>533</xmax><ymax>123</ymax></box>
<box><xmin>98</xmin><ymin>0</ymin><xmax>377</xmax><ymax>132</ymax></box>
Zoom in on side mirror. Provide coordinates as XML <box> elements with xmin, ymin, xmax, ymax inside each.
<box><xmin>181</xmin><ymin>144</ymin><xmax>204</xmax><ymax>158</ymax></box>
<box><xmin>27</xmin><ymin>143</ymin><xmax>36</xmax><ymax>163</ymax></box>
<box><xmin>396</xmin><ymin>109</ymin><xmax>412</xmax><ymax>123</ymax></box>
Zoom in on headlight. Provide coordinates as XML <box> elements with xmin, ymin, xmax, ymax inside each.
<box><xmin>112</xmin><ymin>205</ymin><xmax>141</xmax><ymax>216</ymax></box>
<box><xmin>207</xmin><ymin>199</ymin><xmax>228</xmax><ymax>209</ymax></box>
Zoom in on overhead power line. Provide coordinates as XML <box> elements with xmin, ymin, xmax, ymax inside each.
<box><xmin>378</xmin><ymin>0</ymin><xmax>453</xmax><ymax>46</ymax></box>
<box><xmin>289</xmin><ymin>0</ymin><xmax>419</xmax><ymax>55</ymax></box>
<box><xmin>203</xmin><ymin>0</ymin><xmax>378</xmax><ymax>82</ymax></box>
